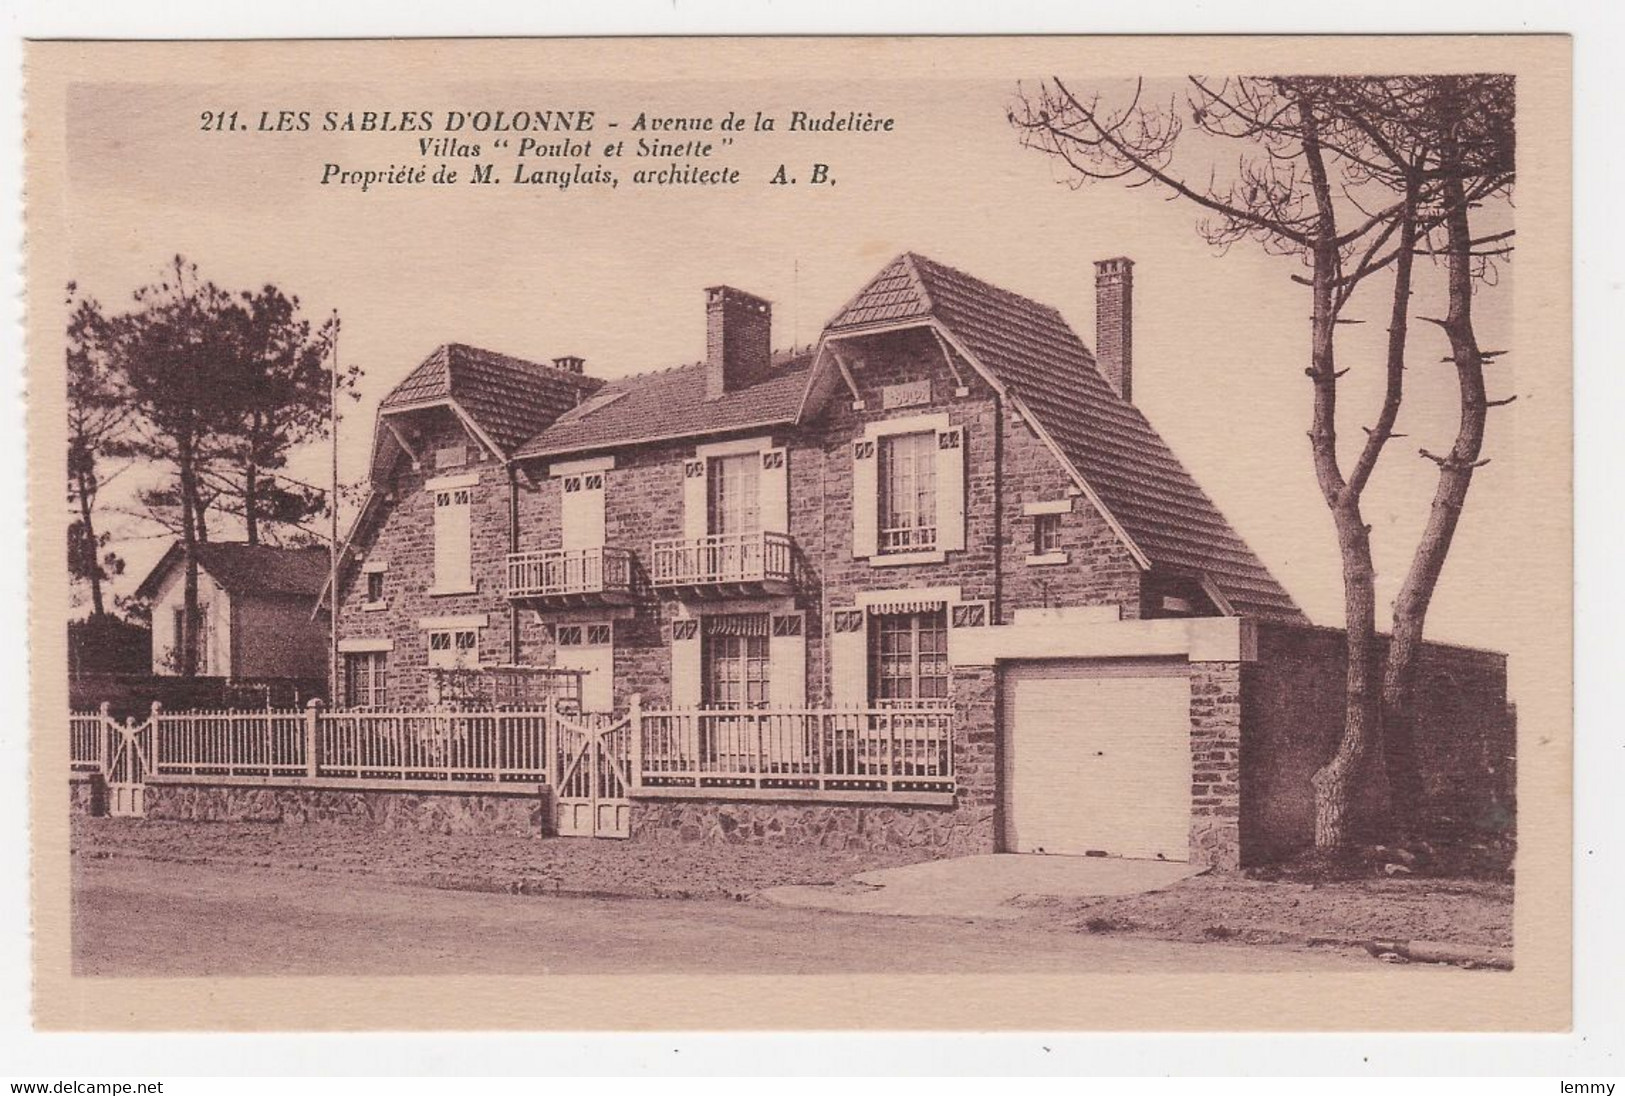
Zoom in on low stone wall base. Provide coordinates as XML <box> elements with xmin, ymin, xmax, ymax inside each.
<box><xmin>631</xmin><ymin>798</ymin><xmax>994</xmax><ymax>855</ymax></box>
<box><xmin>144</xmin><ymin>781</ymin><xmax>548</xmax><ymax>836</ymax></box>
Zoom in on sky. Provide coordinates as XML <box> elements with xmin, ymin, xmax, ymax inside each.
<box><xmin>62</xmin><ymin>74</ymin><xmax>1516</xmax><ymax>654</ymax></box>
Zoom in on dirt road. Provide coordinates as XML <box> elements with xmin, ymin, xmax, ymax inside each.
<box><xmin>73</xmin><ymin>856</ymin><xmax>1391</xmax><ymax>978</ymax></box>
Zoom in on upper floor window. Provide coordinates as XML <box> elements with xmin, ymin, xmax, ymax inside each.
<box><xmin>878</xmin><ymin>431</ymin><xmax>938</xmax><ymax>553</ymax></box>
<box><xmin>707</xmin><ymin>452</ymin><xmax>761</xmax><ymax>536</ymax></box>
<box><xmin>1033</xmin><ymin>512</ymin><xmax>1062</xmax><ymax>556</ymax></box>
<box><xmin>365</xmin><ymin>570</ymin><xmax>386</xmax><ymax>605</ymax></box>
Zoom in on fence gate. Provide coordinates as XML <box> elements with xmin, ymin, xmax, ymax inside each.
<box><xmin>553</xmin><ymin>710</ymin><xmax>632</xmax><ymax>838</ymax></box>
<box><xmin>105</xmin><ymin>716</ymin><xmax>152</xmax><ymax>818</ymax></box>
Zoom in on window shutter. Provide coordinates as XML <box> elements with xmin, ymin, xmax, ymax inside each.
<box><xmin>768</xmin><ymin>613</ymin><xmax>806</xmax><ymax>708</ymax></box>
<box><xmin>935</xmin><ymin>426</ymin><xmax>966</xmax><ymax>553</ymax></box>
<box><xmin>434</xmin><ymin>489</ymin><xmax>473</xmax><ymax>591</ymax></box>
<box><xmin>670</xmin><ymin>618</ymin><xmax>702</xmax><ymax>708</ymax></box>
<box><xmin>557</xmin><ymin>623</ymin><xmax>614</xmax><ymax>713</ymax></box>
<box><xmin>561</xmin><ymin>473</ymin><xmax>606</xmax><ymax>551</ymax></box>
<box><xmin>851</xmin><ymin>439</ymin><xmax>878</xmax><ymax>558</ymax></box>
<box><xmin>948</xmin><ymin>599</ymin><xmax>991</xmax><ymax>666</ymax></box>
<box><xmin>829</xmin><ymin>608</ymin><xmax>869</xmax><ymax>708</ymax></box>
<box><xmin>760</xmin><ymin>448</ymin><xmax>789</xmax><ymax>534</ymax></box>
<box><xmin>682</xmin><ymin>459</ymin><xmax>708</xmax><ymax>541</ymax></box>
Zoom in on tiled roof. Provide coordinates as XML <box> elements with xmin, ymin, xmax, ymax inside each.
<box><xmin>381</xmin><ymin>343</ymin><xmax>604</xmax><ymax>455</ymax></box>
<box><xmin>136</xmin><ymin>542</ymin><xmax>331</xmax><ymax>601</ymax></box>
<box><xmin>831</xmin><ymin>253</ymin><xmax>1307</xmax><ymax>625</ymax></box>
<box><xmin>515</xmin><ymin>350</ymin><xmax>814</xmax><ymax>460</ymax></box>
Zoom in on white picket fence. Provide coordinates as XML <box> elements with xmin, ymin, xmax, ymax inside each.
<box><xmin>69</xmin><ymin>697</ymin><xmax>957</xmax><ymax>797</ymax></box>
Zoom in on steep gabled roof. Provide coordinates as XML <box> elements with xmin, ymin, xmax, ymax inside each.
<box><xmin>828</xmin><ymin>252</ymin><xmax>1307</xmax><ymax>625</ymax></box>
<box><xmin>135</xmin><ymin>542</ymin><xmax>330</xmax><ymax>602</ymax></box>
<box><xmin>381</xmin><ymin>343</ymin><xmax>605</xmax><ymax>455</ymax></box>
<box><xmin>515</xmin><ymin>349</ymin><xmax>815</xmax><ymax>460</ymax></box>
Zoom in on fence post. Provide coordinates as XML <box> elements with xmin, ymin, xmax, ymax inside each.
<box><xmin>627</xmin><ymin>692</ymin><xmax>643</xmax><ymax>791</ymax></box>
<box><xmin>305</xmin><ymin>697</ymin><xmax>323</xmax><ymax>778</ymax></box>
<box><xmin>97</xmin><ymin>702</ymin><xmax>112</xmax><ymax>774</ymax></box>
<box><xmin>544</xmin><ymin>691</ymin><xmax>557</xmax><ymax>786</ymax></box>
<box><xmin>148</xmin><ymin>701</ymin><xmax>162</xmax><ymax>776</ymax></box>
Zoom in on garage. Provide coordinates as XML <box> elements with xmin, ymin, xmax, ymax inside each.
<box><xmin>1000</xmin><ymin>658</ymin><xmax>1193</xmax><ymax>860</ymax></box>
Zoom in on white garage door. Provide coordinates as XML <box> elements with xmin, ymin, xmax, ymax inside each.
<box><xmin>1002</xmin><ymin>659</ymin><xmax>1192</xmax><ymax>860</ymax></box>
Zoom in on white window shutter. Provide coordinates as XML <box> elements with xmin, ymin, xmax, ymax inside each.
<box><xmin>557</xmin><ymin>625</ymin><xmax>614</xmax><ymax>714</ymax></box>
<box><xmin>682</xmin><ymin>459</ymin><xmax>708</xmax><ymax>541</ymax></box>
<box><xmin>561</xmin><ymin>473</ymin><xmax>606</xmax><ymax>551</ymax></box>
<box><xmin>434</xmin><ymin>490</ymin><xmax>473</xmax><ymax>591</ymax></box>
<box><xmin>851</xmin><ymin>439</ymin><xmax>878</xmax><ymax>558</ymax></box>
<box><xmin>670</xmin><ymin>620</ymin><xmax>702</xmax><ymax>708</ymax></box>
<box><xmin>760</xmin><ymin>448</ymin><xmax>789</xmax><ymax>534</ymax></box>
<box><xmin>935</xmin><ymin>426</ymin><xmax>966</xmax><ymax>553</ymax></box>
<box><xmin>829</xmin><ymin>609</ymin><xmax>869</xmax><ymax>708</ymax></box>
<box><xmin>768</xmin><ymin>613</ymin><xmax>806</xmax><ymax>708</ymax></box>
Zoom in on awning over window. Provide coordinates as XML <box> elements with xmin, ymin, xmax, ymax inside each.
<box><xmin>863</xmin><ymin>597</ymin><xmax>948</xmax><ymax>617</ymax></box>
<box><xmin>704</xmin><ymin>613</ymin><xmax>770</xmax><ymax>637</ymax></box>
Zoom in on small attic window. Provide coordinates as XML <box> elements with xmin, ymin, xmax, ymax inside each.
<box><xmin>435</xmin><ymin>444</ymin><xmax>468</xmax><ymax>470</ymax></box>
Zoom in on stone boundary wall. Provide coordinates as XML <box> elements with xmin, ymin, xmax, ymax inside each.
<box><xmin>629</xmin><ymin>799</ymin><xmax>991</xmax><ymax>855</ymax></box>
<box><xmin>143</xmin><ymin>780</ymin><xmax>548</xmax><ymax>836</ymax></box>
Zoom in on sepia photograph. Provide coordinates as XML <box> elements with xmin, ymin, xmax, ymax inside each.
<box><xmin>21</xmin><ymin>34</ymin><xmax>1575</xmax><ymax>1039</ymax></box>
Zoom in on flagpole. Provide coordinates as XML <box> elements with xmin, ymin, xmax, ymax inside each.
<box><xmin>329</xmin><ymin>315</ymin><xmax>341</xmax><ymax>707</ymax></box>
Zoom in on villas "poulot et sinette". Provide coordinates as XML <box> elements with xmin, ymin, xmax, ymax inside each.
<box><xmin>320</xmin><ymin>251</ymin><xmax>1511</xmax><ymax>869</ymax></box>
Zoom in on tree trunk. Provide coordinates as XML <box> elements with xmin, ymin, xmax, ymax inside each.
<box><xmin>177</xmin><ymin>431</ymin><xmax>201</xmax><ymax>678</ymax></box>
<box><xmin>1296</xmin><ymin>101</ymin><xmax>1383</xmax><ymax>850</ymax></box>
<box><xmin>74</xmin><ymin>471</ymin><xmax>105</xmax><ymax>617</ymax></box>
<box><xmin>243</xmin><ymin>409</ymin><xmax>262</xmax><ymax>545</ymax></box>
<box><xmin>1381</xmin><ymin>168</ymin><xmax>1489</xmax><ymax>837</ymax></box>
<box><xmin>244</xmin><ymin>458</ymin><xmax>259</xmax><ymax>545</ymax></box>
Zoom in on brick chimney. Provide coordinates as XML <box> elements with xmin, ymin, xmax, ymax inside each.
<box><xmin>552</xmin><ymin>355</ymin><xmax>585</xmax><ymax>374</ymax></box>
<box><xmin>1094</xmin><ymin>257</ymin><xmax>1134</xmax><ymax>402</ymax></box>
<box><xmin>706</xmin><ymin>286</ymin><xmax>772</xmax><ymax>400</ymax></box>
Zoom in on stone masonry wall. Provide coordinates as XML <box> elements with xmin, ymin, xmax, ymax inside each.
<box><xmin>1240</xmin><ymin>623</ymin><xmax>1513</xmax><ymax>864</ymax></box>
<box><xmin>1190</xmin><ymin>661</ymin><xmax>1243</xmax><ymax>870</ymax></box>
<box><xmin>337</xmin><ymin>412</ymin><xmax>519</xmax><ymax>709</ymax></box>
<box><xmin>145</xmin><ymin>780</ymin><xmax>548</xmax><ymax>835</ymax></box>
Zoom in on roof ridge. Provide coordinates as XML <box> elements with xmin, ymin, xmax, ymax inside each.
<box><xmin>906</xmin><ymin>251</ymin><xmax>1072</xmax><ymax>325</ymax></box>
<box><xmin>897</xmin><ymin>252</ymin><xmax>939</xmax><ymax>314</ymax></box>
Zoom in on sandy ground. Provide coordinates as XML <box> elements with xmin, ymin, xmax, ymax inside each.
<box><xmin>72</xmin><ymin>818</ymin><xmax>1513</xmax><ymax>962</ymax></box>
<box><xmin>73</xmin><ymin>856</ymin><xmax>1399</xmax><ymax>978</ymax></box>
<box><xmin>71</xmin><ymin>815</ymin><xmax>937</xmax><ymax>898</ymax></box>
<box><xmin>1017</xmin><ymin>874</ymin><xmax>1514</xmax><ymax>950</ymax></box>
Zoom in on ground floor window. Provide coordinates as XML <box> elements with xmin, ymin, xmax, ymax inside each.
<box><xmin>344</xmin><ymin>651</ymin><xmax>388</xmax><ymax>708</ymax></box>
<box><xmin>427</xmin><ymin>628</ymin><xmax>479</xmax><ymax>670</ymax></box>
<box><xmin>703</xmin><ymin>614</ymin><xmax>770</xmax><ymax>709</ymax></box>
<box><xmin>871</xmin><ymin>608</ymin><xmax>949</xmax><ymax>704</ymax></box>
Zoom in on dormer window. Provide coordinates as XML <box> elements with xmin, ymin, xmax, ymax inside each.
<box><xmin>878</xmin><ymin>431</ymin><xmax>938</xmax><ymax>553</ymax></box>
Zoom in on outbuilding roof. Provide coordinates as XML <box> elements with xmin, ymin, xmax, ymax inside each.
<box><xmin>135</xmin><ymin>542</ymin><xmax>331</xmax><ymax>603</ymax></box>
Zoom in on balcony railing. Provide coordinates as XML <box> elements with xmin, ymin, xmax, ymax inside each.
<box><xmin>649</xmin><ymin>529</ymin><xmax>794</xmax><ymax>593</ymax></box>
<box><xmin>507</xmin><ymin>546</ymin><xmax>637</xmax><ymax>603</ymax></box>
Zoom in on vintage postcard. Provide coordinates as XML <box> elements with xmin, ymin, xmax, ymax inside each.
<box><xmin>25</xmin><ymin>36</ymin><xmax>1572</xmax><ymax>1031</ymax></box>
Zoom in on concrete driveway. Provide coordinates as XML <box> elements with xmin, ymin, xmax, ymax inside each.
<box><xmin>759</xmin><ymin>853</ymin><xmax>1204</xmax><ymax>920</ymax></box>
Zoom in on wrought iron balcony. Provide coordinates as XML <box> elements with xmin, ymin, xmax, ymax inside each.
<box><xmin>649</xmin><ymin>529</ymin><xmax>795</xmax><ymax>596</ymax></box>
<box><xmin>506</xmin><ymin>546</ymin><xmax>638</xmax><ymax>605</ymax></box>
